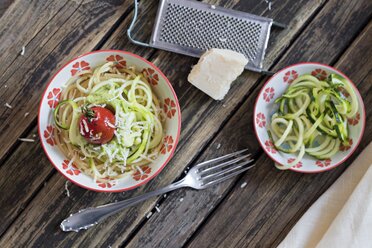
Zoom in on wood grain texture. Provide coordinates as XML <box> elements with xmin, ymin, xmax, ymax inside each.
<box><xmin>0</xmin><ymin>0</ymin><xmax>131</xmax><ymax>160</ymax></box>
<box><xmin>0</xmin><ymin>0</ymin><xmax>14</xmax><ymax>17</ymax></box>
<box><xmin>0</xmin><ymin>128</ymin><xmax>53</xmax><ymax>236</ymax></box>
<box><xmin>0</xmin><ymin>0</ymin><xmax>160</xmax><ymax>241</ymax></box>
<box><xmin>0</xmin><ymin>0</ymin><xmax>330</xmax><ymax>247</ymax></box>
<box><xmin>0</xmin><ymin>0</ymin><xmax>371</xmax><ymax>248</ymax></box>
<box><xmin>185</xmin><ymin>21</ymin><xmax>372</xmax><ymax>248</ymax></box>
<box><xmin>126</xmin><ymin>4</ymin><xmax>372</xmax><ymax>248</ymax></box>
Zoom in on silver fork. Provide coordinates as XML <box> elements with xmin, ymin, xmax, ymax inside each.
<box><xmin>60</xmin><ymin>149</ymin><xmax>255</xmax><ymax>232</ymax></box>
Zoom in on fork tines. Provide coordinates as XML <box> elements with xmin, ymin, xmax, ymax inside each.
<box><xmin>196</xmin><ymin>149</ymin><xmax>255</xmax><ymax>186</ymax></box>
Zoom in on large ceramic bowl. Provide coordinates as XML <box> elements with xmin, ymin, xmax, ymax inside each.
<box><xmin>253</xmin><ymin>62</ymin><xmax>365</xmax><ymax>173</ymax></box>
<box><xmin>38</xmin><ymin>50</ymin><xmax>181</xmax><ymax>192</ymax></box>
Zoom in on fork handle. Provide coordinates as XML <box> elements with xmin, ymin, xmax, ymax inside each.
<box><xmin>60</xmin><ymin>179</ymin><xmax>187</xmax><ymax>232</ymax></box>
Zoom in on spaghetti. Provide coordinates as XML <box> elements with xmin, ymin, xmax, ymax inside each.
<box><xmin>270</xmin><ymin>73</ymin><xmax>358</xmax><ymax>170</ymax></box>
<box><xmin>53</xmin><ymin>62</ymin><xmax>164</xmax><ymax>182</ymax></box>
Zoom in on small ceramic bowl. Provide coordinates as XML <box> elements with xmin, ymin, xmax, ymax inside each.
<box><xmin>253</xmin><ymin>62</ymin><xmax>365</xmax><ymax>173</ymax></box>
<box><xmin>38</xmin><ymin>50</ymin><xmax>181</xmax><ymax>192</ymax></box>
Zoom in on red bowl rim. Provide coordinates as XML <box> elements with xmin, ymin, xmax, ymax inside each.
<box><xmin>253</xmin><ymin>62</ymin><xmax>366</xmax><ymax>173</ymax></box>
<box><xmin>38</xmin><ymin>50</ymin><xmax>182</xmax><ymax>192</ymax></box>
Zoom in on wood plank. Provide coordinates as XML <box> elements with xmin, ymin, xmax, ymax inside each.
<box><xmin>2</xmin><ymin>0</ymin><xmax>370</xmax><ymax>247</ymax></box>
<box><xmin>0</xmin><ymin>0</ymin><xmax>160</xmax><ymax>239</ymax></box>
<box><xmin>185</xmin><ymin>22</ymin><xmax>372</xmax><ymax>248</ymax></box>
<box><xmin>0</xmin><ymin>0</ymin><xmax>133</xmax><ymax>160</ymax></box>
<box><xmin>245</xmin><ymin>23</ymin><xmax>372</xmax><ymax>248</ymax></box>
<box><xmin>0</xmin><ymin>127</ymin><xmax>53</xmax><ymax>236</ymax></box>
<box><xmin>126</xmin><ymin>5</ymin><xmax>372</xmax><ymax>248</ymax></box>
<box><xmin>0</xmin><ymin>0</ymin><xmax>334</xmax><ymax>247</ymax></box>
<box><xmin>0</xmin><ymin>0</ymin><xmax>15</xmax><ymax>17</ymax></box>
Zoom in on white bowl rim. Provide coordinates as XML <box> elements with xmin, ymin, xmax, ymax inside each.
<box><xmin>38</xmin><ymin>50</ymin><xmax>182</xmax><ymax>192</ymax></box>
<box><xmin>253</xmin><ymin>62</ymin><xmax>366</xmax><ymax>173</ymax></box>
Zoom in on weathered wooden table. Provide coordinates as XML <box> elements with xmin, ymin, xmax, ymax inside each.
<box><xmin>0</xmin><ymin>0</ymin><xmax>371</xmax><ymax>247</ymax></box>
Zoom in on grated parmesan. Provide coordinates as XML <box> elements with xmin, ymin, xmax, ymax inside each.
<box><xmin>146</xmin><ymin>211</ymin><xmax>153</xmax><ymax>218</ymax></box>
<box><xmin>5</xmin><ymin>103</ymin><xmax>12</xmax><ymax>109</ymax></box>
<box><xmin>65</xmin><ymin>181</ymin><xmax>71</xmax><ymax>197</ymax></box>
<box><xmin>216</xmin><ymin>143</ymin><xmax>221</xmax><ymax>150</ymax></box>
<box><xmin>82</xmin><ymin>119</ymin><xmax>89</xmax><ymax>133</ymax></box>
<box><xmin>24</xmin><ymin>112</ymin><xmax>29</xmax><ymax>117</ymax></box>
<box><xmin>20</xmin><ymin>46</ymin><xmax>25</xmax><ymax>56</ymax></box>
<box><xmin>179</xmin><ymin>198</ymin><xmax>184</xmax><ymax>202</ymax></box>
<box><xmin>240</xmin><ymin>182</ymin><xmax>247</xmax><ymax>188</ymax></box>
<box><xmin>155</xmin><ymin>206</ymin><xmax>160</xmax><ymax>213</ymax></box>
<box><xmin>105</xmin><ymin>119</ymin><xmax>116</xmax><ymax>128</ymax></box>
<box><xmin>264</xmin><ymin>0</ymin><xmax>272</xmax><ymax>11</ymax></box>
<box><xmin>18</xmin><ymin>138</ymin><xmax>35</xmax><ymax>142</ymax></box>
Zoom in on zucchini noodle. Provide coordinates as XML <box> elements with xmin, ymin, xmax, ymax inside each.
<box><xmin>270</xmin><ymin>73</ymin><xmax>359</xmax><ymax>170</ymax></box>
<box><xmin>53</xmin><ymin>62</ymin><xmax>165</xmax><ymax>182</ymax></box>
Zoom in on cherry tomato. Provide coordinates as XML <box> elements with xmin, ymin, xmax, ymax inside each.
<box><xmin>79</xmin><ymin>106</ymin><xmax>116</xmax><ymax>144</ymax></box>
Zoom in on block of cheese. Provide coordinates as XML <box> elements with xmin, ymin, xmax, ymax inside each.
<box><xmin>187</xmin><ymin>49</ymin><xmax>248</xmax><ymax>100</ymax></box>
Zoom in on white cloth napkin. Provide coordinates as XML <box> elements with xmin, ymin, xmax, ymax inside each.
<box><xmin>278</xmin><ymin>142</ymin><xmax>372</xmax><ymax>248</ymax></box>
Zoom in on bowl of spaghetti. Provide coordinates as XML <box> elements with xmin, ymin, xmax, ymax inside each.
<box><xmin>38</xmin><ymin>50</ymin><xmax>181</xmax><ymax>192</ymax></box>
<box><xmin>253</xmin><ymin>63</ymin><xmax>365</xmax><ymax>173</ymax></box>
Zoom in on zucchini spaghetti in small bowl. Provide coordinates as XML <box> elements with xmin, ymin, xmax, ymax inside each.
<box><xmin>38</xmin><ymin>50</ymin><xmax>181</xmax><ymax>192</ymax></box>
<box><xmin>253</xmin><ymin>63</ymin><xmax>365</xmax><ymax>173</ymax></box>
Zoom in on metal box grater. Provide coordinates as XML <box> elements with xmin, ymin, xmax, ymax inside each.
<box><xmin>128</xmin><ymin>0</ymin><xmax>286</xmax><ymax>73</ymax></box>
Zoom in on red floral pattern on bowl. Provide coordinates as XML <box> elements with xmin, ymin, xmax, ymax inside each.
<box><xmin>340</xmin><ymin>139</ymin><xmax>353</xmax><ymax>152</ymax></box>
<box><xmin>43</xmin><ymin>125</ymin><xmax>55</xmax><ymax>146</ymax></box>
<box><xmin>106</xmin><ymin>55</ymin><xmax>126</xmax><ymax>68</ymax></box>
<box><xmin>97</xmin><ymin>178</ymin><xmax>117</xmax><ymax>188</ymax></box>
<box><xmin>287</xmin><ymin>158</ymin><xmax>302</xmax><ymax>168</ymax></box>
<box><xmin>316</xmin><ymin>159</ymin><xmax>332</xmax><ymax>168</ymax></box>
<box><xmin>255</xmin><ymin>113</ymin><xmax>266</xmax><ymax>128</ymax></box>
<box><xmin>142</xmin><ymin>68</ymin><xmax>159</xmax><ymax>86</ymax></box>
<box><xmin>254</xmin><ymin>63</ymin><xmax>365</xmax><ymax>173</ymax></box>
<box><xmin>164</xmin><ymin>98</ymin><xmax>177</xmax><ymax>118</ymax></box>
<box><xmin>311</xmin><ymin>68</ymin><xmax>328</xmax><ymax>80</ymax></box>
<box><xmin>283</xmin><ymin>70</ymin><xmax>298</xmax><ymax>84</ymax></box>
<box><xmin>337</xmin><ymin>86</ymin><xmax>350</xmax><ymax>97</ymax></box>
<box><xmin>71</xmin><ymin>61</ymin><xmax>91</xmax><ymax>76</ymax></box>
<box><xmin>47</xmin><ymin>88</ymin><xmax>61</xmax><ymax>108</ymax></box>
<box><xmin>132</xmin><ymin>166</ymin><xmax>152</xmax><ymax>181</ymax></box>
<box><xmin>161</xmin><ymin>135</ymin><xmax>174</xmax><ymax>154</ymax></box>
<box><xmin>38</xmin><ymin>50</ymin><xmax>181</xmax><ymax>192</ymax></box>
<box><xmin>348</xmin><ymin>112</ymin><xmax>360</xmax><ymax>126</ymax></box>
<box><xmin>265</xmin><ymin>140</ymin><xmax>277</xmax><ymax>154</ymax></box>
<box><xmin>263</xmin><ymin>87</ymin><xmax>275</xmax><ymax>102</ymax></box>
<box><xmin>62</xmin><ymin>160</ymin><xmax>81</xmax><ymax>176</ymax></box>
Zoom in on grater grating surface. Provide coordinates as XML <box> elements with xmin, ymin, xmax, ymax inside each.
<box><xmin>150</xmin><ymin>0</ymin><xmax>273</xmax><ymax>72</ymax></box>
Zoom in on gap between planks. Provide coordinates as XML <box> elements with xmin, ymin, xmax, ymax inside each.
<box><xmin>0</xmin><ymin>2</ymin><xmax>135</xmax><ymax>168</ymax></box>
<box><xmin>0</xmin><ymin>0</ymin><xmax>163</xmax><ymax>243</ymax></box>
<box><xmin>120</xmin><ymin>4</ymin><xmax>372</xmax><ymax>248</ymax></box>
<box><xmin>0</xmin><ymin>0</ymin><xmax>142</xmax><ymax>239</ymax></box>
<box><xmin>0</xmin><ymin>0</ymin><xmax>72</xmax><ymax>91</ymax></box>
<box><xmin>184</xmin><ymin>19</ymin><xmax>372</xmax><ymax>248</ymax></box>
<box><xmin>5</xmin><ymin>0</ymin><xmax>334</xmax><ymax>246</ymax></box>
<box><xmin>119</xmin><ymin>1</ymin><xmax>336</xmax><ymax>247</ymax></box>
<box><xmin>2</xmin><ymin>0</ymin><xmax>369</xmax><ymax>246</ymax></box>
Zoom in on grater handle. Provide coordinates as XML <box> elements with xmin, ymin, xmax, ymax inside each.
<box><xmin>127</xmin><ymin>0</ymin><xmax>151</xmax><ymax>47</ymax></box>
<box><xmin>272</xmin><ymin>21</ymin><xmax>287</xmax><ymax>29</ymax></box>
